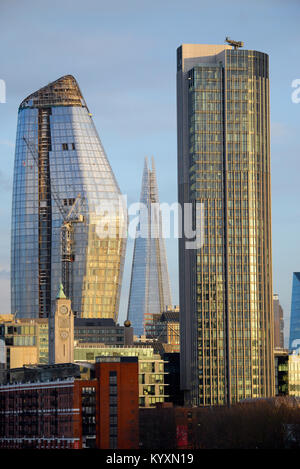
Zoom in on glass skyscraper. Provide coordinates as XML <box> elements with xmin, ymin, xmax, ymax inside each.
<box><xmin>177</xmin><ymin>44</ymin><xmax>274</xmax><ymax>406</ymax></box>
<box><xmin>127</xmin><ymin>157</ymin><xmax>172</xmax><ymax>336</ymax></box>
<box><xmin>11</xmin><ymin>75</ymin><xmax>126</xmax><ymax>320</ymax></box>
<box><xmin>289</xmin><ymin>272</ymin><xmax>300</xmax><ymax>352</ymax></box>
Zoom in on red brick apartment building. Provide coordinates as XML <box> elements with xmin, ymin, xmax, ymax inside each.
<box><xmin>0</xmin><ymin>358</ymin><xmax>139</xmax><ymax>449</ymax></box>
<box><xmin>95</xmin><ymin>357</ymin><xmax>139</xmax><ymax>449</ymax></box>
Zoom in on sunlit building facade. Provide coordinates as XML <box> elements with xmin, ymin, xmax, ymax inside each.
<box><xmin>177</xmin><ymin>44</ymin><xmax>274</xmax><ymax>406</ymax></box>
<box><xmin>74</xmin><ymin>345</ymin><xmax>168</xmax><ymax>407</ymax></box>
<box><xmin>145</xmin><ymin>307</ymin><xmax>180</xmax><ymax>352</ymax></box>
<box><xmin>11</xmin><ymin>75</ymin><xmax>126</xmax><ymax>320</ymax></box>
<box><xmin>127</xmin><ymin>157</ymin><xmax>172</xmax><ymax>336</ymax></box>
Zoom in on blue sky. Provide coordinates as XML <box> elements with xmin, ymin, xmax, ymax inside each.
<box><xmin>0</xmin><ymin>0</ymin><xmax>299</xmax><ymax>345</ymax></box>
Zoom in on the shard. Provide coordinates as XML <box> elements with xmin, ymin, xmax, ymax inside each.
<box><xmin>127</xmin><ymin>157</ymin><xmax>172</xmax><ymax>336</ymax></box>
<box><xmin>11</xmin><ymin>75</ymin><xmax>126</xmax><ymax>320</ymax></box>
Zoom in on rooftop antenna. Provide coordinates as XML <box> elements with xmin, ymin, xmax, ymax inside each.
<box><xmin>225</xmin><ymin>37</ymin><xmax>244</xmax><ymax>50</ymax></box>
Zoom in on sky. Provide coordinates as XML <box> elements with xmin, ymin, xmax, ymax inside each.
<box><xmin>0</xmin><ymin>0</ymin><xmax>299</xmax><ymax>346</ymax></box>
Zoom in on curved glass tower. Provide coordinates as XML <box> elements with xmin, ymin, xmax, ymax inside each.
<box><xmin>11</xmin><ymin>75</ymin><xmax>126</xmax><ymax>320</ymax></box>
<box><xmin>127</xmin><ymin>157</ymin><xmax>172</xmax><ymax>336</ymax></box>
<box><xmin>177</xmin><ymin>44</ymin><xmax>274</xmax><ymax>406</ymax></box>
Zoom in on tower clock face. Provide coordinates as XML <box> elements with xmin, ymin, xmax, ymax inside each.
<box><xmin>59</xmin><ymin>305</ymin><xmax>69</xmax><ymax>315</ymax></box>
<box><xmin>60</xmin><ymin>331</ymin><xmax>69</xmax><ymax>340</ymax></box>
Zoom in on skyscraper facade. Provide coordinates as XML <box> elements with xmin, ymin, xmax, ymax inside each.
<box><xmin>11</xmin><ymin>75</ymin><xmax>126</xmax><ymax>320</ymax></box>
<box><xmin>177</xmin><ymin>44</ymin><xmax>274</xmax><ymax>406</ymax></box>
<box><xmin>273</xmin><ymin>293</ymin><xmax>284</xmax><ymax>349</ymax></box>
<box><xmin>289</xmin><ymin>272</ymin><xmax>300</xmax><ymax>352</ymax></box>
<box><xmin>127</xmin><ymin>157</ymin><xmax>172</xmax><ymax>336</ymax></box>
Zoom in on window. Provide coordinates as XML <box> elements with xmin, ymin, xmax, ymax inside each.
<box><xmin>109</xmin><ymin>371</ymin><xmax>117</xmax><ymax>384</ymax></box>
<box><xmin>81</xmin><ymin>387</ymin><xmax>96</xmax><ymax>442</ymax></box>
<box><xmin>109</xmin><ymin>437</ymin><xmax>117</xmax><ymax>449</ymax></box>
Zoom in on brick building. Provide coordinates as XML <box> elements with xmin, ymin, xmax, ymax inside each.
<box><xmin>74</xmin><ymin>345</ymin><xmax>168</xmax><ymax>407</ymax></box>
<box><xmin>95</xmin><ymin>357</ymin><xmax>139</xmax><ymax>449</ymax></box>
<box><xmin>0</xmin><ymin>359</ymin><xmax>139</xmax><ymax>449</ymax></box>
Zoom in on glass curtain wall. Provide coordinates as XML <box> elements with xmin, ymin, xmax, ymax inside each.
<box><xmin>177</xmin><ymin>45</ymin><xmax>274</xmax><ymax>406</ymax></box>
<box><xmin>127</xmin><ymin>157</ymin><xmax>172</xmax><ymax>336</ymax></box>
<box><xmin>11</xmin><ymin>75</ymin><xmax>126</xmax><ymax>320</ymax></box>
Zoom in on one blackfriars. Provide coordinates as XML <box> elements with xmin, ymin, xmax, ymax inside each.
<box><xmin>11</xmin><ymin>75</ymin><xmax>126</xmax><ymax>320</ymax></box>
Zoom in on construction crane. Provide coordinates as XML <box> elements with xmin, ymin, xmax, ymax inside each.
<box><xmin>225</xmin><ymin>37</ymin><xmax>244</xmax><ymax>50</ymax></box>
<box><xmin>60</xmin><ymin>195</ymin><xmax>84</xmax><ymax>300</ymax></box>
<box><xmin>22</xmin><ymin>136</ymin><xmax>84</xmax><ymax>300</ymax></box>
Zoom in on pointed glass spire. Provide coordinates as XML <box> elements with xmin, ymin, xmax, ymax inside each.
<box><xmin>127</xmin><ymin>157</ymin><xmax>172</xmax><ymax>336</ymax></box>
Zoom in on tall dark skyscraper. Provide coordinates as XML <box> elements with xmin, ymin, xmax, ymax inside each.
<box><xmin>11</xmin><ymin>75</ymin><xmax>126</xmax><ymax>320</ymax></box>
<box><xmin>127</xmin><ymin>157</ymin><xmax>172</xmax><ymax>336</ymax></box>
<box><xmin>289</xmin><ymin>272</ymin><xmax>300</xmax><ymax>352</ymax></box>
<box><xmin>177</xmin><ymin>44</ymin><xmax>274</xmax><ymax>406</ymax></box>
<box><xmin>273</xmin><ymin>293</ymin><xmax>284</xmax><ymax>349</ymax></box>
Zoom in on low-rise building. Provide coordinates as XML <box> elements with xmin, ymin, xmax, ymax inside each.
<box><xmin>0</xmin><ymin>316</ymin><xmax>133</xmax><ymax>368</ymax></box>
<box><xmin>74</xmin><ymin>344</ymin><xmax>168</xmax><ymax>407</ymax></box>
<box><xmin>274</xmin><ymin>349</ymin><xmax>300</xmax><ymax>397</ymax></box>
<box><xmin>288</xmin><ymin>353</ymin><xmax>300</xmax><ymax>397</ymax></box>
<box><xmin>274</xmin><ymin>348</ymin><xmax>289</xmax><ymax>396</ymax></box>
<box><xmin>0</xmin><ymin>318</ymin><xmax>49</xmax><ymax>367</ymax></box>
<box><xmin>0</xmin><ymin>359</ymin><xmax>139</xmax><ymax>449</ymax></box>
<box><xmin>74</xmin><ymin>318</ymin><xmax>133</xmax><ymax>346</ymax></box>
